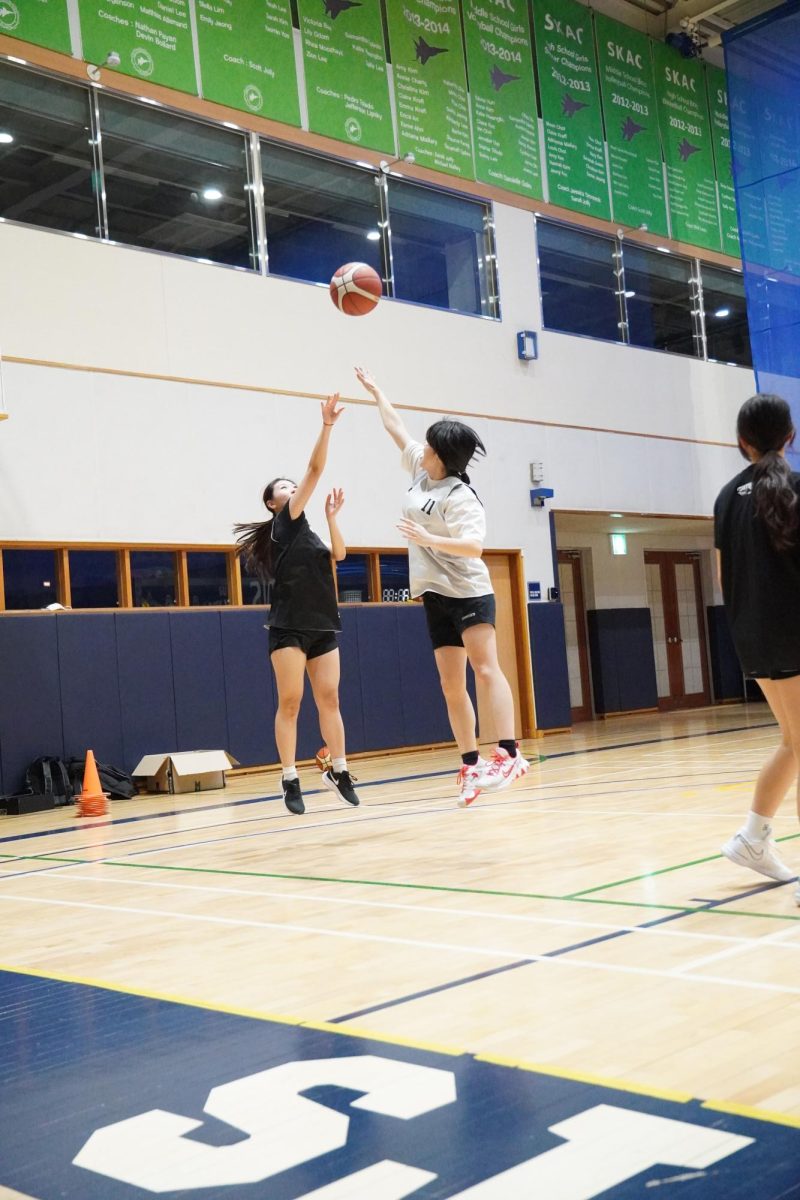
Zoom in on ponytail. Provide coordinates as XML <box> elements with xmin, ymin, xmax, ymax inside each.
<box><xmin>737</xmin><ymin>394</ymin><xmax>798</xmax><ymax>552</ymax></box>
<box><xmin>233</xmin><ymin>477</ymin><xmax>287</xmax><ymax>582</ymax></box>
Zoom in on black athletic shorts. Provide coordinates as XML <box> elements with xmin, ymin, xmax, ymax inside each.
<box><xmin>422</xmin><ymin>591</ymin><xmax>496</xmax><ymax>650</ymax></box>
<box><xmin>745</xmin><ymin>668</ymin><xmax>800</xmax><ymax>681</ymax></box>
<box><xmin>268</xmin><ymin>628</ymin><xmax>338</xmax><ymax>660</ymax></box>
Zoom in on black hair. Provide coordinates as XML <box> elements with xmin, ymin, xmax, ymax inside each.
<box><xmin>234</xmin><ymin>477</ymin><xmax>293</xmax><ymax>581</ymax></box>
<box><xmin>737</xmin><ymin>394</ymin><xmax>798</xmax><ymax>552</ymax></box>
<box><xmin>426</xmin><ymin>419</ymin><xmax>486</xmax><ymax>485</ymax></box>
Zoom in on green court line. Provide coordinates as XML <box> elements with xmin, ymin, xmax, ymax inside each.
<box><xmin>3</xmin><ymin>851</ymin><xmax>799</xmax><ymax>922</ymax></box>
<box><xmin>567</xmin><ymin>831</ymin><xmax>800</xmax><ymax>898</ymax></box>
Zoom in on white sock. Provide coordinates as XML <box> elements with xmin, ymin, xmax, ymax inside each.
<box><xmin>744</xmin><ymin>811</ymin><xmax>772</xmax><ymax>841</ymax></box>
<box><xmin>332</xmin><ymin>757</ymin><xmax>347</xmax><ymax>774</ymax></box>
<box><xmin>282</xmin><ymin>766</ymin><xmax>298</xmax><ymax>782</ymax></box>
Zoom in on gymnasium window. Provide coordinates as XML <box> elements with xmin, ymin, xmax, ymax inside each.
<box><xmin>622</xmin><ymin>246</ymin><xmax>698</xmax><ymax>357</ymax></box>
<box><xmin>387</xmin><ymin>181</ymin><xmax>496</xmax><ymax>317</ymax></box>
<box><xmin>379</xmin><ymin>553</ymin><xmax>410</xmax><ymax>601</ymax></box>
<box><xmin>701</xmin><ymin>266</ymin><xmax>752</xmax><ymax>368</ymax></box>
<box><xmin>240</xmin><ymin>560</ymin><xmax>269</xmax><ymax>606</ymax></box>
<box><xmin>3</xmin><ymin>549</ymin><xmax>59</xmax><ymax>610</ymax></box>
<box><xmin>0</xmin><ymin>62</ymin><xmax>98</xmax><ymax>237</ymax></box>
<box><xmin>187</xmin><ymin>552</ymin><xmax>229</xmax><ymax>606</ymax></box>
<box><xmin>260</xmin><ymin>142</ymin><xmax>384</xmax><ymax>285</ymax></box>
<box><xmin>130</xmin><ymin>551</ymin><xmax>176</xmax><ymax>607</ymax></box>
<box><xmin>337</xmin><ymin>555</ymin><xmax>372</xmax><ymax>602</ymax></box>
<box><xmin>537</xmin><ymin>220</ymin><xmax>623</xmax><ymax>343</ymax></box>
<box><xmin>68</xmin><ymin>550</ymin><xmax>119</xmax><ymax>608</ymax></box>
<box><xmin>98</xmin><ymin>95</ymin><xmax>255</xmax><ymax>270</ymax></box>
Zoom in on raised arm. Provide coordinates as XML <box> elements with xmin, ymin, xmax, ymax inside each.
<box><xmin>288</xmin><ymin>393</ymin><xmax>343</xmax><ymax>520</ymax></box>
<box><xmin>325</xmin><ymin>488</ymin><xmax>346</xmax><ymax>562</ymax></box>
<box><xmin>355</xmin><ymin>366</ymin><xmax>413</xmax><ymax>452</ymax></box>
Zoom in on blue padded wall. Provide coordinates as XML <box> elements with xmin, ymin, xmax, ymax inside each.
<box><xmin>706</xmin><ymin>606</ymin><xmax>745</xmax><ymax>701</ymax></box>
<box><xmin>587</xmin><ymin>609</ymin><xmax>658</xmax><ymax>714</ymax></box>
<box><xmin>220</xmin><ymin>609</ymin><xmax>276</xmax><ymax>767</ymax></box>
<box><xmin>115</xmin><ymin>613</ymin><xmax>178</xmax><ymax>771</ymax></box>
<box><xmin>169</xmin><ymin>612</ymin><xmax>229</xmax><ymax>752</ymax></box>
<box><xmin>337</xmin><ymin>608</ymin><xmax>366</xmax><ymax>753</ymax></box>
<box><xmin>397</xmin><ymin>604</ymin><xmax>453</xmax><ymax>746</ymax></box>
<box><xmin>0</xmin><ymin>617</ymin><xmax>63</xmax><ymax>793</ymax></box>
<box><xmin>527</xmin><ymin>602</ymin><xmax>572</xmax><ymax>730</ymax></box>
<box><xmin>356</xmin><ymin>606</ymin><xmax>405</xmax><ymax>750</ymax></box>
<box><xmin>57</xmin><ymin>614</ymin><xmax>125</xmax><ymax>767</ymax></box>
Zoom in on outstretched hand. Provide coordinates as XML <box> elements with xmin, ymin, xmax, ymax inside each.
<box><xmin>397</xmin><ymin>517</ymin><xmax>431</xmax><ymax>545</ymax></box>
<box><xmin>321</xmin><ymin>393</ymin><xmax>344</xmax><ymax>426</ymax></box>
<box><xmin>325</xmin><ymin>487</ymin><xmax>345</xmax><ymax>519</ymax></box>
<box><xmin>354</xmin><ymin>366</ymin><xmax>379</xmax><ymax>397</ymax></box>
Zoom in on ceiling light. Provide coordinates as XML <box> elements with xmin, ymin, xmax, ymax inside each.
<box><xmin>366</xmin><ymin>230</ymin><xmax>381</xmax><ymax>241</ymax></box>
<box><xmin>0</xmin><ymin>132</ymin><xmax>13</xmax><ymax>145</ymax></box>
<box><xmin>202</xmin><ymin>187</ymin><xmax>223</xmax><ymax>201</ymax></box>
<box><xmin>624</xmin><ymin>290</ymin><xmax>636</xmax><ymax>298</ymax></box>
<box><xmin>714</xmin><ymin>307</ymin><xmax>731</xmax><ymax>318</ymax></box>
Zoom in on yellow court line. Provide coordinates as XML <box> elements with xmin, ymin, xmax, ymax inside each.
<box><xmin>1</xmin><ymin>961</ymin><xmax>796</xmax><ymax>1130</ymax></box>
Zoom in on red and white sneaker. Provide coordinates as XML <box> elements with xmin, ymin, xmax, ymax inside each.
<box><xmin>456</xmin><ymin>758</ymin><xmax>489</xmax><ymax>808</ymax></box>
<box><xmin>479</xmin><ymin>746</ymin><xmax>530</xmax><ymax>793</ymax></box>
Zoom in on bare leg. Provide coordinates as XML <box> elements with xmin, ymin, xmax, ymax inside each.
<box><xmin>306</xmin><ymin>648</ymin><xmax>345</xmax><ymax>760</ymax></box>
<box><xmin>434</xmin><ymin>645</ymin><xmax>477</xmax><ymax>753</ymax></box>
<box><xmin>462</xmin><ymin>623</ymin><xmax>515</xmax><ymax>745</ymax></box>
<box><xmin>270</xmin><ymin>647</ymin><xmax>306</xmax><ymax>767</ymax></box>
<box><xmin>754</xmin><ymin>677</ymin><xmax>800</xmax><ymax>819</ymax></box>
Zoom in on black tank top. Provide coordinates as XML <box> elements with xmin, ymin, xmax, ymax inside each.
<box><xmin>267</xmin><ymin>505</ymin><xmax>341</xmax><ymax>632</ymax></box>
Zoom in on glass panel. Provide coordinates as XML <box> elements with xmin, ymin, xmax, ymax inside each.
<box><xmin>388</xmin><ymin>180</ymin><xmax>494</xmax><ymax>315</ymax></box>
<box><xmin>379</xmin><ymin>553</ymin><xmax>410</xmax><ymax>601</ymax></box>
<box><xmin>98</xmin><ymin>95</ymin><xmax>254</xmax><ymax>268</ymax></box>
<box><xmin>187</xmin><ymin>552</ymin><xmax>229</xmax><ymax>606</ymax></box>
<box><xmin>130</xmin><ymin>551</ymin><xmax>176</xmax><ymax>607</ymax></box>
<box><xmin>241</xmin><ymin>560</ymin><xmax>269</xmax><ymax>606</ymax></box>
<box><xmin>623</xmin><ymin>246</ymin><xmax>697</xmax><ymax>357</ymax></box>
<box><xmin>675</xmin><ymin>563</ymin><xmax>703</xmax><ymax>695</ymax></box>
<box><xmin>645</xmin><ymin>561</ymin><xmax>669</xmax><ymax>699</ymax></box>
<box><xmin>261</xmin><ymin>142</ymin><xmax>383</xmax><ymax>285</ymax></box>
<box><xmin>701</xmin><ymin>266</ymin><xmax>752</xmax><ymax>368</ymax></box>
<box><xmin>557</xmin><ymin>560</ymin><xmax>583</xmax><ymax>710</ymax></box>
<box><xmin>537</xmin><ymin>220</ymin><xmax>622</xmax><ymax>342</ymax></box>
<box><xmin>69</xmin><ymin>550</ymin><xmax>119</xmax><ymax>608</ymax></box>
<box><xmin>0</xmin><ymin>62</ymin><xmax>97</xmax><ymax>236</ymax></box>
<box><xmin>3</xmin><ymin>549</ymin><xmax>58</xmax><ymax>610</ymax></box>
<box><xmin>337</xmin><ymin>554</ymin><xmax>371</xmax><ymax>602</ymax></box>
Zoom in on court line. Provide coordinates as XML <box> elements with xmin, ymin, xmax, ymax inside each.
<box><xmin>6</xmin><ymin>959</ymin><xmax>800</xmax><ymax>1127</ymax></box>
<box><xmin>3</xmin><ymin>887</ymin><xmax>798</xmax><ymax>998</ymax></box>
<box><xmin>0</xmin><ymin>717</ymin><xmax>777</xmax><ymax>849</ymax></box>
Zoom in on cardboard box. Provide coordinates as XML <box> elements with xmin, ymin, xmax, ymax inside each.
<box><xmin>132</xmin><ymin>751</ymin><xmax>238</xmax><ymax>795</ymax></box>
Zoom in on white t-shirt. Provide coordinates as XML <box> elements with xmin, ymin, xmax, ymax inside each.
<box><xmin>401</xmin><ymin>441</ymin><xmax>493</xmax><ymax>600</ymax></box>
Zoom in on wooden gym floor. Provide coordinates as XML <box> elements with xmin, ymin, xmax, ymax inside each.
<box><xmin>1</xmin><ymin>702</ymin><xmax>799</xmax><ymax>1199</ymax></box>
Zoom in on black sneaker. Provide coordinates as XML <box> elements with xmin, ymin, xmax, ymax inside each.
<box><xmin>282</xmin><ymin>777</ymin><xmax>305</xmax><ymax>815</ymax></box>
<box><xmin>321</xmin><ymin>769</ymin><xmax>359</xmax><ymax>807</ymax></box>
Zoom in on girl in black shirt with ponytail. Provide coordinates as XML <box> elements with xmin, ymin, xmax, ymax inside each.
<box><xmin>235</xmin><ymin>394</ymin><xmax>360</xmax><ymax>815</ymax></box>
<box><xmin>714</xmin><ymin>394</ymin><xmax>800</xmax><ymax>892</ymax></box>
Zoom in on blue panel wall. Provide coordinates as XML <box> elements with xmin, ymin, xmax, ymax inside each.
<box><xmin>706</xmin><ymin>605</ymin><xmax>745</xmax><ymax>701</ymax></box>
<box><xmin>587</xmin><ymin>608</ymin><xmax>658</xmax><ymax>714</ymax></box>
<box><xmin>527</xmin><ymin>602</ymin><xmax>572</xmax><ymax>730</ymax></box>
<box><xmin>337</xmin><ymin>607</ymin><xmax>366</xmax><ymax>754</ymax></box>
<box><xmin>57</xmin><ymin>614</ymin><xmax>125</xmax><ymax>767</ymax></box>
<box><xmin>115</xmin><ymin>613</ymin><xmax>178</xmax><ymax>771</ymax></box>
<box><xmin>220</xmin><ymin>609</ymin><xmax>276</xmax><ymax>766</ymax></box>
<box><xmin>0</xmin><ymin>617</ymin><xmax>63</xmax><ymax>793</ymax></box>
<box><xmin>169</xmin><ymin>612</ymin><xmax>229</xmax><ymax>751</ymax></box>
<box><xmin>397</xmin><ymin>604</ymin><xmax>453</xmax><ymax>745</ymax></box>
<box><xmin>356</xmin><ymin>607</ymin><xmax>405</xmax><ymax>750</ymax></box>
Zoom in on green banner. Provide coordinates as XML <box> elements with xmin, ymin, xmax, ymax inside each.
<box><xmin>0</xmin><ymin>0</ymin><xmax>71</xmax><ymax>52</ymax></box>
<box><xmin>651</xmin><ymin>43</ymin><xmax>720</xmax><ymax>251</ymax></box>
<box><xmin>532</xmin><ymin>0</ymin><xmax>609</xmax><ymax>219</ymax></box>
<box><xmin>77</xmin><ymin>0</ymin><xmax>197</xmax><ymax>94</ymax></box>
<box><xmin>385</xmin><ymin>0</ymin><xmax>473</xmax><ymax>178</ymax></box>
<box><xmin>197</xmin><ymin>0</ymin><xmax>299</xmax><ymax>125</ymax></box>
<box><xmin>462</xmin><ymin>0</ymin><xmax>542</xmax><ymax>198</ymax></box>
<box><xmin>705</xmin><ymin>64</ymin><xmax>738</xmax><ymax>257</ymax></box>
<box><xmin>594</xmin><ymin>13</ymin><xmax>666</xmax><ymax>237</ymax></box>
<box><xmin>298</xmin><ymin>0</ymin><xmax>392</xmax><ymax>151</ymax></box>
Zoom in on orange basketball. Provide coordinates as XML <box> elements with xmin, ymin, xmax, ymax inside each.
<box><xmin>330</xmin><ymin>262</ymin><xmax>382</xmax><ymax>316</ymax></box>
<box><xmin>315</xmin><ymin>746</ymin><xmax>333</xmax><ymax>772</ymax></box>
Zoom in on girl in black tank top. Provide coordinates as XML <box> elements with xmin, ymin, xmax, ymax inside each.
<box><xmin>235</xmin><ymin>394</ymin><xmax>360</xmax><ymax>816</ymax></box>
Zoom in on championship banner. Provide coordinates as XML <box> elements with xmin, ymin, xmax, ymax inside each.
<box><xmin>197</xmin><ymin>0</ymin><xmax>301</xmax><ymax>125</ymax></box>
<box><xmin>78</xmin><ymin>0</ymin><xmax>198</xmax><ymax>95</ymax></box>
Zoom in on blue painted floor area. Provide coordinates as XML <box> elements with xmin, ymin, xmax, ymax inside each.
<box><xmin>1</xmin><ymin>969</ymin><xmax>798</xmax><ymax>1199</ymax></box>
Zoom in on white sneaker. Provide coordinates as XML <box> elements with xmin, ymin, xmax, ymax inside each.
<box><xmin>721</xmin><ymin>831</ymin><xmax>795</xmax><ymax>883</ymax></box>
<box><xmin>456</xmin><ymin>758</ymin><xmax>489</xmax><ymax>808</ymax></box>
<box><xmin>479</xmin><ymin>746</ymin><xmax>530</xmax><ymax>794</ymax></box>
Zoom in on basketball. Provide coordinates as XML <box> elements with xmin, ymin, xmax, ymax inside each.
<box><xmin>315</xmin><ymin>746</ymin><xmax>333</xmax><ymax>772</ymax></box>
<box><xmin>330</xmin><ymin>262</ymin><xmax>382</xmax><ymax>316</ymax></box>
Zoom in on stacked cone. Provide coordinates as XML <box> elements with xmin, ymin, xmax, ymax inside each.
<box><xmin>77</xmin><ymin>750</ymin><xmax>109</xmax><ymax>817</ymax></box>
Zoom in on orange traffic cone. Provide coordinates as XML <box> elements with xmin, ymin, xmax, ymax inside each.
<box><xmin>77</xmin><ymin>750</ymin><xmax>108</xmax><ymax>817</ymax></box>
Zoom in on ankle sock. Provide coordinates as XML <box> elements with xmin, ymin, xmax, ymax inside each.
<box><xmin>744</xmin><ymin>811</ymin><xmax>773</xmax><ymax>841</ymax></box>
<box><xmin>282</xmin><ymin>767</ymin><xmax>298</xmax><ymax>783</ymax></box>
<box><xmin>498</xmin><ymin>740</ymin><xmax>517</xmax><ymax>758</ymax></box>
<box><xmin>462</xmin><ymin>750</ymin><xmax>479</xmax><ymax>767</ymax></box>
<box><xmin>332</xmin><ymin>757</ymin><xmax>347</xmax><ymax>774</ymax></box>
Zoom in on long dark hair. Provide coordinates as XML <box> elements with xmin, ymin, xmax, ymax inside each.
<box><xmin>737</xmin><ymin>394</ymin><xmax>798</xmax><ymax>552</ymax></box>
<box><xmin>234</xmin><ymin>478</ymin><xmax>291</xmax><ymax>581</ymax></box>
<box><xmin>426</xmin><ymin>419</ymin><xmax>486</xmax><ymax>485</ymax></box>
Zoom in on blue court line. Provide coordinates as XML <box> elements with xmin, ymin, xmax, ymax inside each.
<box><xmin>327</xmin><ymin>876</ymin><xmax>788</xmax><ymax>1023</ymax></box>
<box><xmin>0</xmin><ymin>719</ymin><xmax>775</xmax><ymax>850</ymax></box>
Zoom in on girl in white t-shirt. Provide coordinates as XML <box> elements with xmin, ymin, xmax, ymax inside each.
<box><xmin>356</xmin><ymin>366</ymin><xmax>529</xmax><ymax>807</ymax></box>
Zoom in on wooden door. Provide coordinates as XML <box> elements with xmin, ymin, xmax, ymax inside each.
<box><xmin>645</xmin><ymin>551</ymin><xmax>711</xmax><ymax>710</ymax></box>
<box><xmin>479</xmin><ymin>552</ymin><xmax>535</xmax><ymax>743</ymax></box>
<box><xmin>558</xmin><ymin>550</ymin><xmax>593</xmax><ymax>722</ymax></box>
